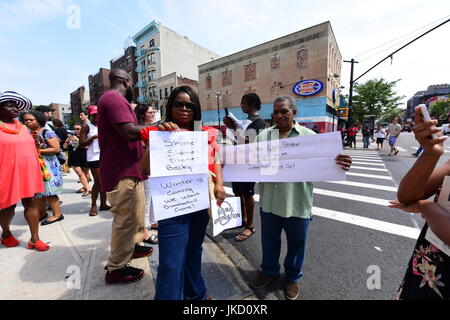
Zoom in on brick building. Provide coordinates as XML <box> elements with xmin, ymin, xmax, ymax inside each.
<box><xmin>88</xmin><ymin>68</ymin><xmax>111</xmax><ymax>106</ymax></box>
<box><xmin>70</xmin><ymin>86</ymin><xmax>90</xmax><ymax>117</ymax></box>
<box><xmin>49</xmin><ymin>103</ymin><xmax>71</xmax><ymax>124</ymax></box>
<box><xmin>198</xmin><ymin>21</ymin><xmax>342</xmax><ymax>132</ymax></box>
<box><xmin>405</xmin><ymin>84</ymin><xmax>450</xmax><ymax>121</ymax></box>
<box><xmin>110</xmin><ymin>46</ymin><xmax>139</xmax><ymax>101</ymax></box>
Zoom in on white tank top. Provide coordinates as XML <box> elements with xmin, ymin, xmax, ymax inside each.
<box><xmin>86</xmin><ymin>122</ymin><xmax>100</xmax><ymax>162</ymax></box>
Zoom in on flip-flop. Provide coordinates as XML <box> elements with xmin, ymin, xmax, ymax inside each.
<box><xmin>235</xmin><ymin>227</ymin><xmax>256</xmax><ymax>242</ymax></box>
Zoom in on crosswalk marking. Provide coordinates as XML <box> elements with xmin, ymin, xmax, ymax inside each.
<box><xmin>314</xmin><ymin>188</ymin><xmax>390</xmax><ymax>206</ymax></box>
<box><xmin>349</xmin><ymin>156</ymin><xmax>383</xmax><ymax>160</ymax></box>
<box><xmin>350</xmin><ymin>158</ymin><xmax>384</xmax><ymax>163</ymax></box>
<box><xmin>323</xmin><ymin>181</ymin><xmax>397</xmax><ymax>192</ymax></box>
<box><xmin>351</xmin><ymin>166</ymin><xmax>389</xmax><ymax>172</ymax></box>
<box><xmin>395</xmin><ymin>146</ymin><xmax>407</xmax><ymax>152</ymax></box>
<box><xmin>312</xmin><ymin>207</ymin><xmax>420</xmax><ymax>240</ymax></box>
<box><xmin>352</xmin><ymin>161</ymin><xmax>386</xmax><ymax>167</ymax></box>
<box><xmin>410</xmin><ymin>146</ymin><xmax>419</xmax><ymax>151</ymax></box>
<box><xmin>346</xmin><ymin>172</ymin><xmax>393</xmax><ymax>180</ymax></box>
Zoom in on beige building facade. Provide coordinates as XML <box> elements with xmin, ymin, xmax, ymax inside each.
<box><xmin>198</xmin><ymin>21</ymin><xmax>342</xmax><ymax>132</ymax></box>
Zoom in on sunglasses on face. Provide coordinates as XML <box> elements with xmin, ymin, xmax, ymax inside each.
<box><xmin>173</xmin><ymin>101</ymin><xmax>196</xmax><ymax>113</ymax></box>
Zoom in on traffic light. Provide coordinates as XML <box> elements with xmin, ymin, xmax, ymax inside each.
<box><xmin>337</xmin><ymin>108</ymin><xmax>349</xmax><ymax>117</ymax></box>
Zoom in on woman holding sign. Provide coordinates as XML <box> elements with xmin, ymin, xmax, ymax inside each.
<box><xmin>141</xmin><ymin>86</ymin><xmax>226</xmax><ymax>300</ymax></box>
<box><xmin>389</xmin><ymin>106</ymin><xmax>450</xmax><ymax>300</ymax></box>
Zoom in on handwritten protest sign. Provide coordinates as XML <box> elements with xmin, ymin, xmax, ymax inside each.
<box><xmin>211</xmin><ymin>197</ymin><xmax>242</xmax><ymax>237</ymax></box>
<box><xmin>150</xmin><ymin>131</ymin><xmax>208</xmax><ymax>177</ymax></box>
<box><xmin>221</xmin><ymin>132</ymin><xmax>346</xmax><ymax>182</ymax></box>
<box><xmin>150</xmin><ymin>174</ymin><xmax>210</xmax><ymax>222</ymax></box>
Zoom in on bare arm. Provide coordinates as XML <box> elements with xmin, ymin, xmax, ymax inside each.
<box><xmin>140</xmin><ymin>147</ymin><xmax>150</xmax><ymax>177</ymax></box>
<box><xmin>397</xmin><ymin>107</ymin><xmax>449</xmax><ymax>205</ymax></box>
<box><xmin>40</xmin><ymin>137</ymin><xmax>60</xmax><ymax>155</ymax></box>
<box><xmin>112</xmin><ymin>123</ymin><xmax>144</xmax><ymax>142</ymax></box>
<box><xmin>79</xmin><ymin>125</ymin><xmax>96</xmax><ymax>148</ymax></box>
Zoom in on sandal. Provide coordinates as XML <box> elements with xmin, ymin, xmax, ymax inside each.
<box><xmin>143</xmin><ymin>234</ymin><xmax>158</xmax><ymax>245</ymax></box>
<box><xmin>82</xmin><ymin>190</ymin><xmax>92</xmax><ymax>197</ymax></box>
<box><xmin>28</xmin><ymin>240</ymin><xmax>50</xmax><ymax>252</ymax></box>
<box><xmin>235</xmin><ymin>226</ymin><xmax>256</xmax><ymax>242</ymax></box>
<box><xmin>76</xmin><ymin>188</ymin><xmax>86</xmax><ymax>194</ymax></box>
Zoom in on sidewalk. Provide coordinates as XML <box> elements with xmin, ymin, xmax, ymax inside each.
<box><xmin>0</xmin><ymin>172</ymin><xmax>254</xmax><ymax>300</ymax></box>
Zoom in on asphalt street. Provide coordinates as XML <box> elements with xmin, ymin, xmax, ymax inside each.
<box><xmin>213</xmin><ymin>132</ymin><xmax>450</xmax><ymax>300</ymax></box>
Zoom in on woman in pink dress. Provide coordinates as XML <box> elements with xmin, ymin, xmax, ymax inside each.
<box><xmin>0</xmin><ymin>91</ymin><xmax>49</xmax><ymax>251</ymax></box>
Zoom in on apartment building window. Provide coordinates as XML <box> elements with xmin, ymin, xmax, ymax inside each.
<box><xmin>143</xmin><ymin>90</ymin><xmax>147</xmax><ymax>99</ymax></box>
<box><xmin>165</xmin><ymin>88</ymin><xmax>169</xmax><ymax>98</ymax></box>
<box><xmin>206</xmin><ymin>75</ymin><xmax>212</xmax><ymax>89</ymax></box>
<box><xmin>149</xmin><ymin>70</ymin><xmax>157</xmax><ymax>81</ymax></box>
<box><xmin>271</xmin><ymin>54</ymin><xmax>280</xmax><ymax>70</ymax></box>
<box><xmin>160</xmin><ymin>90</ymin><xmax>163</xmax><ymax>100</ymax></box>
<box><xmin>297</xmin><ymin>48</ymin><xmax>308</xmax><ymax>70</ymax></box>
<box><xmin>223</xmin><ymin>92</ymin><xmax>232</xmax><ymax>108</ymax></box>
<box><xmin>170</xmin><ymin>87</ymin><xmax>173</xmax><ymax>93</ymax></box>
<box><xmin>244</xmin><ymin>62</ymin><xmax>257</xmax><ymax>81</ymax></box>
<box><xmin>222</xmin><ymin>70</ymin><xmax>232</xmax><ymax>87</ymax></box>
<box><xmin>149</xmin><ymin>39</ymin><xmax>155</xmax><ymax>47</ymax></box>
<box><xmin>149</xmin><ymin>53</ymin><xmax>156</xmax><ymax>64</ymax></box>
<box><xmin>151</xmin><ymin>86</ymin><xmax>157</xmax><ymax>97</ymax></box>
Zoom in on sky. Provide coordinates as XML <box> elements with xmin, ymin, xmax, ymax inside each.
<box><xmin>0</xmin><ymin>0</ymin><xmax>449</xmax><ymax>107</ymax></box>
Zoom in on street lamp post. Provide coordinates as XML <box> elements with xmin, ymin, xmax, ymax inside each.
<box><xmin>215</xmin><ymin>91</ymin><xmax>222</xmax><ymax>129</ymax></box>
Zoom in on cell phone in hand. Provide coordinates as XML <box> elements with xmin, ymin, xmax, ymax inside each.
<box><xmin>418</xmin><ymin>104</ymin><xmax>437</xmax><ymax>139</ymax></box>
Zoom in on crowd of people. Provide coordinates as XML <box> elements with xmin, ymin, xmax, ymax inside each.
<box><xmin>2</xmin><ymin>69</ymin><xmax>449</xmax><ymax>300</ymax></box>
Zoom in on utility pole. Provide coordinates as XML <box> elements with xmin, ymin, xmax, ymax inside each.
<box><xmin>343</xmin><ymin>59</ymin><xmax>358</xmax><ymax>130</ymax></box>
<box><xmin>215</xmin><ymin>91</ymin><xmax>222</xmax><ymax>129</ymax></box>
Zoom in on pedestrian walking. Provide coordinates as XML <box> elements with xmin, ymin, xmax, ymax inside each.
<box><xmin>375</xmin><ymin>125</ymin><xmax>386</xmax><ymax>150</ymax></box>
<box><xmin>348</xmin><ymin>123</ymin><xmax>359</xmax><ymax>149</ymax></box>
<box><xmin>0</xmin><ymin>91</ymin><xmax>49</xmax><ymax>251</ymax></box>
<box><xmin>79</xmin><ymin>105</ymin><xmax>110</xmax><ymax>216</ymax></box>
<box><xmin>251</xmin><ymin>95</ymin><xmax>352</xmax><ymax>300</ymax></box>
<box><xmin>98</xmin><ymin>69</ymin><xmax>153</xmax><ymax>285</ymax></box>
<box><xmin>21</xmin><ymin>110</ymin><xmax>64</xmax><ymax>226</ymax></box>
<box><xmin>223</xmin><ymin>93</ymin><xmax>267</xmax><ymax>242</ymax></box>
<box><xmin>63</xmin><ymin>124</ymin><xmax>91</xmax><ymax>196</ymax></box>
<box><xmin>140</xmin><ymin>86</ymin><xmax>226</xmax><ymax>300</ymax></box>
<box><xmin>363</xmin><ymin>126</ymin><xmax>371</xmax><ymax>149</ymax></box>
<box><xmin>387</xmin><ymin>117</ymin><xmax>402</xmax><ymax>156</ymax></box>
<box><xmin>389</xmin><ymin>106</ymin><xmax>450</xmax><ymax>300</ymax></box>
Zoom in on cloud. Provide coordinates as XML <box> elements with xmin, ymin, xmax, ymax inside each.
<box><xmin>0</xmin><ymin>0</ymin><xmax>70</xmax><ymax>28</ymax></box>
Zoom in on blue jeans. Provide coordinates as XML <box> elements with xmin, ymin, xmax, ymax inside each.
<box><xmin>154</xmin><ymin>210</ymin><xmax>209</xmax><ymax>300</ymax></box>
<box><xmin>260</xmin><ymin>209</ymin><xmax>312</xmax><ymax>283</ymax></box>
<box><xmin>363</xmin><ymin>136</ymin><xmax>370</xmax><ymax>148</ymax></box>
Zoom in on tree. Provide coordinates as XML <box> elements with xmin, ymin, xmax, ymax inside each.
<box><xmin>352</xmin><ymin>78</ymin><xmax>406</xmax><ymax>124</ymax></box>
<box><xmin>430</xmin><ymin>99</ymin><xmax>450</xmax><ymax>122</ymax></box>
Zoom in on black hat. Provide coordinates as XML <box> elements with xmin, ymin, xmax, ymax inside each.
<box><xmin>35</xmin><ymin>106</ymin><xmax>55</xmax><ymax>113</ymax></box>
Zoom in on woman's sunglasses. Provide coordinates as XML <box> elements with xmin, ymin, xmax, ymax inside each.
<box><xmin>173</xmin><ymin>101</ymin><xmax>196</xmax><ymax>113</ymax></box>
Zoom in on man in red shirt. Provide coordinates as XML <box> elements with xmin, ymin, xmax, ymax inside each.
<box><xmin>348</xmin><ymin>124</ymin><xmax>359</xmax><ymax>149</ymax></box>
<box><xmin>97</xmin><ymin>69</ymin><xmax>153</xmax><ymax>284</ymax></box>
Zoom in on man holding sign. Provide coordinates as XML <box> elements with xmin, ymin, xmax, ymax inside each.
<box><xmin>251</xmin><ymin>95</ymin><xmax>352</xmax><ymax>300</ymax></box>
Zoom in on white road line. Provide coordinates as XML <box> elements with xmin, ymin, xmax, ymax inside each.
<box><xmin>345</xmin><ymin>153</ymin><xmax>380</xmax><ymax>156</ymax></box>
<box><xmin>350</xmin><ymin>158</ymin><xmax>384</xmax><ymax>163</ymax></box>
<box><xmin>312</xmin><ymin>207</ymin><xmax>420</xmax><ymax>240</ymax></box>
<box><xmin>347</xmin><ymin>172</ymin><xmax>393</xmax><ymax>180</ymax></box>
<box><xmin>314</xmin><ymin>188</ymin><xmax>390</xmax><ymax>206</ymax></box>
<box><xmin>351</xmin><ymin>166</ymin><xmax>389</xmax><ymax>172</ymax></box>
<box><xmin>352</xmin><ymin>162</ymin><xmax>386</xmax><ymax>167</ymax></box>
<box><xmin>395</xmin><ymin>146</ymin><xmax>407</xmax><ymax>152</ymax></box>
<box><xmin>349</xmin><ymin>156</ymin><xmax>383</xmax><ymax>160</ymax></box>
<box><xmin>323</xmin><ymin>181</ymin><xmax>397</xmax><ymax>192</ymax></box>
<box><xmin>225</xmin><ymin>187</ymin><xmax>418</xmax><ymax>239</ymax></box>
<box><xmin>410</xmin><ymin>146</ymin><xmax>419</xmax><ymax>151</ymax></box>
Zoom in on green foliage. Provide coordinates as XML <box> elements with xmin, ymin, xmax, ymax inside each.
<box><xmin>378</xmin><ymin>107</ymin><xmax>404</xmax><ymax>124</ymax></box>
<box><xmin>66</xmin><ymin>115</ymin><xmax>79</xmax><ymax>129</ymax></box>
<box><xmin>352</xmin><ymin>78</ymin><xmax>405</xmax><ymax>124</ymax></box>
<box><xmin>430</xmin><ymin>100</ymin><xmax>450</xmax><ymax>121</ymax></box>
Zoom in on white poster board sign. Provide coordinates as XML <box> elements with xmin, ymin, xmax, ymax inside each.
<box><xmin>211</xmin><ymin>197</ymin><xmax>242</xmax><ymax>237</ymax></box>
<box><xmin>150</xmin><ymin>174</ymin><xmax>210</xmax><ymax>222</ymax></box>
<box><xmin>425</xmin><ymin>176</ymin><xmax>450</xmax><ymax>256</ymax></box>
<box><xmin>150</xmin><ymin>131</ymin><xmax>208</xmax><ymax>177</ymax></box>
<box><xmin>221</xmin><ymin>132</ymin><xmax>346</xmax><ymax>182</ymax></box>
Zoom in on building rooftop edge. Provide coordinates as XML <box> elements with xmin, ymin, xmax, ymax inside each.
<box><xmin>198</xmin><ymin>21</ymin><xmax>332</xmax><ymax>68</ymax></box>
